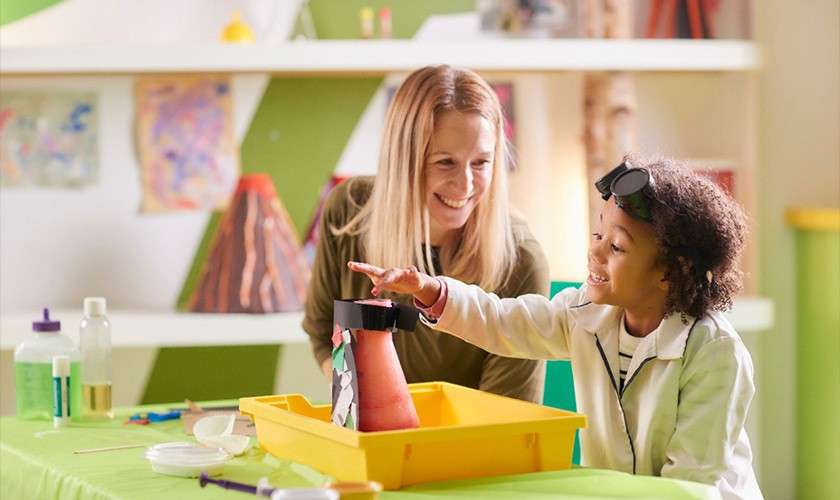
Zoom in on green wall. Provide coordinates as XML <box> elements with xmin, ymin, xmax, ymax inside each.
<box><xmin>0</xmin><ymin>0</ymin><xmax>60</xmax><ymax>26</ymax></box>
<box><xmin>141</xmin><ymin>345</ymin><xmax>281</xmax><ymax>404</ymax></box>
<box><xmin>308</xmin><ymin>0</ymin><xmax>472</xmax><ymax>39</ymax></box>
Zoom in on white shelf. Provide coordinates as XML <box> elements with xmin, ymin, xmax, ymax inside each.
<box><xmin>0</xmin><ymin>39</ymin><xmax>760</xmax><ymax>75</ymax></box>
<box><xmin>0</xmin><ymin>296</ymin><xmax>772</xmax><ymax>350</ymax></box>
<box><xmin>0</xmin><ymin>309</ymin><xmax>308</xmax><ymax>350</ymax></box>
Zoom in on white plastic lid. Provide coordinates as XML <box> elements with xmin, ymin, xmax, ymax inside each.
<box><xmin>145</xmin><ymin>442</ymin><xmax>231</xmax><ymax>478</ymax></box>
<box><xmin>52</xmin><ymin>355</ymin><xmax>69</xmax><ymax>376</ymax></box>
<box><xmin>83</xmin><ymin>297</ymin><xmax>107</xmax><ymax>317</ymax></box>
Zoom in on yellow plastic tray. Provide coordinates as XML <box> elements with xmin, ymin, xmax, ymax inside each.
<box><xmin>240</xmin><ymin>382</ymin><xmax>586</xmax><ymax>490</ymax></box>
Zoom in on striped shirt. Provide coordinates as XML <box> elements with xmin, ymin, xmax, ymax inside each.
<box><xmin>619</xmin><ymin>315</ymin><xmax>644</xmax><ymax>390</ymax></box>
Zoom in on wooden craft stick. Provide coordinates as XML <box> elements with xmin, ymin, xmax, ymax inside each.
<box><xmin>185</xmin><ymin>399</ymin><xmax>204</xmax><ymax>413</ymax></box>
<box><xmin>73</xmin><ymin>444</ymin><xmax>148</xmax><ymax>454</ymax></box>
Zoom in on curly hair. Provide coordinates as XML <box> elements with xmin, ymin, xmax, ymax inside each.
<box><xmin>630</xmin><ymin>156</ymin><xmax>748</xmax><ymax>320</ymax></box>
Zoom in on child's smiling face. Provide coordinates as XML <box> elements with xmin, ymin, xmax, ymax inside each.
<box><xmin>587</xmin><ymin>198</ymin><xmax>668</xmax><ymax>314</ymax></box>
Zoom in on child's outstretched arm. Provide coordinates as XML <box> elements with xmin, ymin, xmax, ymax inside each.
<box><xmin>348</xmin><ymin>261</ymin><xmax>575</xmax><ymax>360</ymax></box>
<box><xmin>347</xmin><ymin>261</ymin><xmax>441</xmax><ymax>305</ymax></box>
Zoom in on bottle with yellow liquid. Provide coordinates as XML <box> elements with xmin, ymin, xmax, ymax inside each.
<box><xmin>80</xmin><ymin>298</ymin><xmax>112</xmax><ymax>419</ymax></box>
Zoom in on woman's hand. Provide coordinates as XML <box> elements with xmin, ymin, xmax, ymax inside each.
<box><xmin>347</xmin><ymin>261</ymin><xmax>441</xmax><ymax>306</ymax></box>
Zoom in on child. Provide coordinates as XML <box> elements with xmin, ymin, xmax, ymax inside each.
<box><xmin>349</xmin><ymin>157</ymin><xmax>762</xmax><ymax>500</ymax></box>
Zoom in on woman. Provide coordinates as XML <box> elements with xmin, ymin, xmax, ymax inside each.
<box><xmin>303</xmin><ymin>65</ymin><xmax>549</xmax><ymax>402</ymax></box>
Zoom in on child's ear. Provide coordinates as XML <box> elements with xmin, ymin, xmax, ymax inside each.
<box><xmin>655</xmin><ymin>264</ymin><xmax>669</xmax><ymax>292</ymax></box>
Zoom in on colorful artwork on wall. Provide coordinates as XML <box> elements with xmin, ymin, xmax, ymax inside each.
<box><xmin>685</xmin><ymin>159</ymin><xmax>735</xmax><ymax>198</ymax></box>
<box><xmin>0</xmin><ymin>92</ymin><xmax>98</xmax><ymax>187</ymax></box>
<box><xmin>492</xmin><ymin>82</ymin><xmax>516</xmax><ymax>147</ymax></box>
<box><xmin>135</xmin><ymin>75</ymin><xmax>239</xmax><ymax>212</ymax></box>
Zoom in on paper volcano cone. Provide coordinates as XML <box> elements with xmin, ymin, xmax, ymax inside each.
<box><xmin>189</xmin><ymin>174</ymin><xmax>310</xmax><ymax>313</ymax></box>
<box><xmin>332</xmin><ymin>299</ymin><xmax>420</xmax><ymax>432</ymax></box>
<box><xmin>354</xmin><ymin>326</ymin><xmax>420</xmax><ymax>431</ymax></box>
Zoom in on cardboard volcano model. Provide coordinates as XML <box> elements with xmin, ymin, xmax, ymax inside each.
<box><xmin>189</xmin><ymin>174</ymin><xmax>310</xmax><ymax>313</ymax></box>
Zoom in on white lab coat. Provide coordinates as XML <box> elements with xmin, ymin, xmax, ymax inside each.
<box><xmin>427</xmin><ymin>279</ymin><xmax>763</xmax><ymax>500</ymax></box>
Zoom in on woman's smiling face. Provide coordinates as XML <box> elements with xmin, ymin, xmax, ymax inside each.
<box><xmin>424</xmin><ymin>111</ymin><xmax>495</xmax><ymax>245</ymax></box>
<box><xmin>587</xmin><ymin>198</ymin><xmax>667</xmax><ymax>311</ymax></box>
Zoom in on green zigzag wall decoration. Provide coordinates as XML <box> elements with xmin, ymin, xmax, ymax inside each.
<box><xmin>0</xmin><ymin>0</ymin><xmax>60</xmax><ymax>26</ymax></box>
<box><xmin>176</xmin><ymin>77</ymin><xmax>380</xmax><ymax>309</ymax></box>
<box><xmin>177</xmin><ymin>0</ymin><xmax>472</xmax><ymax>309</ymax></box>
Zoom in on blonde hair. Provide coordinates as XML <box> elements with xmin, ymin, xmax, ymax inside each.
<box><xmin>337</xmin><ymin>65</ymin><xmax>517</xmax><ymax>290</ymax></box>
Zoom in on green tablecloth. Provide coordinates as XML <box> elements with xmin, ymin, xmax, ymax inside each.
<box><xmin>0</xmin><ymin>404</ymin><xmax>720</xmax><ymax>500</ymax></box>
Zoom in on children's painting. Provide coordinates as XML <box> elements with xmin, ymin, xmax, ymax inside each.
<box><xmin>303</xmin><ymin>175</ymin><xmax>349</xmax><ymax>265</ymax></box>
<box><xmin>492</xmin><ymin>82</ymin><xmax>516</xmax><ymax>147</ymax></box>
<box><xmin>0</xmin><ymin>92</ymin><xmax>98</xmax><ymax>187</ymax></box>
<box><xmin>135</xmin><ymin>75</ymin><xmax>239</xmax><ymax>212</ymax></box>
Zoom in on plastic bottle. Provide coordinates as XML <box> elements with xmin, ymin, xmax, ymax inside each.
<box><xmin>14</xmin><ymin>309</ymin><xmax>81</xmax><ymax>420</ymax></box>
<box><xmin>79</xmin><ymin>297</ymin><xmax>113</xmax><ymax>419</ymax></box>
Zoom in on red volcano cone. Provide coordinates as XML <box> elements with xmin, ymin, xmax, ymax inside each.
<box><xmin>351</xmin><ymin>299</ymin><xmax>419</xmax><ymax>432</ymax></box>
<box><xmin>354</xmin><ymin>327</ymin><xmax>420</xmax><ymax>431</ymax></box>
<box><xmin>189</xmin><ymin>174</ymin><xmax>310</xmax><ymax>313</ymax></box>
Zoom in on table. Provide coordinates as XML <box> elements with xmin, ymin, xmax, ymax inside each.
<box><xmin>0</xmin><ymin>403</ymin><xmax>721</xmax><ymax>500</ymax></box>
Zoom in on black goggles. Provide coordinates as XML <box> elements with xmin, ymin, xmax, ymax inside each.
<box><xmin>595</xmin><ymin>162</ymin><xmax>655</xmax><ymax>222</ymax></box>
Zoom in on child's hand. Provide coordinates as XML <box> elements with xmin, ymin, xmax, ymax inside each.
<box><xmin>347</xmin><ymin>261</ymin><xmax>441</xmax><ymax>305</ymax></box>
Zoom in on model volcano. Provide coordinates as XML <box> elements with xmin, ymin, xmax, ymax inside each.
<box><xmin>189</xmin><ymin>174</ymin><xmax>310</xmax><ymax>313</ymax></box>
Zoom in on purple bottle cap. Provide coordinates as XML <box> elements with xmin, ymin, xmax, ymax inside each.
<box><xmin>33</xmin><ymin>308</ymin><xmax>60</xmax><ymax>332</ymax></box>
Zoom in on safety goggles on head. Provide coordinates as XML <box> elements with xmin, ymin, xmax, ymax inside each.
<box><xmin>595</xmin><ymin>161</ymin><xmax>655</xmax><ymax>222</ymax></box>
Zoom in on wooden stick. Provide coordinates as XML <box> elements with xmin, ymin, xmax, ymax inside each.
<box><xmin>185</xmin><ymin>399</ymin><xmax>204</xmax><ymax>413</ymax></box>
<box><xmin>73</xmin><ymin>444</ymin><xmax>148</xmax><ymax>454</ymax></box>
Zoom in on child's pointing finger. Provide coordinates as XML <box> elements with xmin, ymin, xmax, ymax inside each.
<box><xmin>348</xmin><ymin>261</ymin><xmax>383</xmax><ymax>278</ymax></box>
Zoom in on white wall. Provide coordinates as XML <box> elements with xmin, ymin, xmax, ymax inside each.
<box><xmin>0</xmin><ymin>0</ymin><xmax>307</xmax><ymax>312</ymax></box>
<box><xmin>0</xmin><ymin>74</ymin><xmax>268</xmax><ymax>311</ymax></box>
<box><xmin>0</xmin><ymin>0</ymin><xmax>301</xmax><ymax>46</ymax></box>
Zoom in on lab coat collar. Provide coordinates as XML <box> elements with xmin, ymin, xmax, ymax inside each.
<box><xmin>573</xmin><ymin>287</ymin><xmax>695</xmax><ymax>361</ymax></box>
